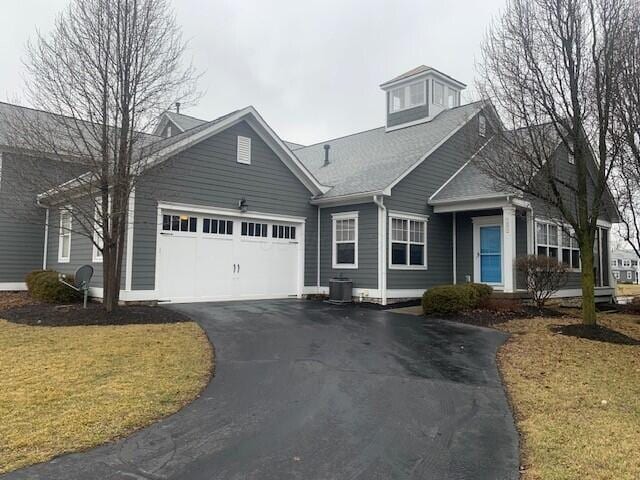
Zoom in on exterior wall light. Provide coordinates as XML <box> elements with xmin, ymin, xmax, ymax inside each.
<box><xmin>238</xmin><ymin>198</ymin><xmax>248</xmax><ymax>213</ymax></box>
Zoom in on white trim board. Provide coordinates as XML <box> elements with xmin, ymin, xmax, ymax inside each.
<box><xmin>157</xmin><ymin>201</ymin><xmax>307</xmax><ymax>224</ymax></box>
<box><xmin>0</xmin><ymin>282</ymin><xmax>27</xmax><ymax>291</ymax></box>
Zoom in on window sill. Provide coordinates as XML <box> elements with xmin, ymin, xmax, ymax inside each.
<box><xmin>389</xmin><ymin>265</ymin><xmax>428</xmax><ymax>271</ymax></box>
<box><xmin>58</xmin><ymin>258</ymin><xmax>70</xmax><ymax>264</ymax></box>
<box><xmin>332</xmin><ymin>264</ymin><xmax>358</xmax><ymax>270</ymax></box>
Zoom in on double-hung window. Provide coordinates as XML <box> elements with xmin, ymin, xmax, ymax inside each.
<box><xmin>58</xmin><ymin>207</ymin><xmax>72</xmax><ymax>263</ymax></box>
<box><xmin>433</xmin><ymin>81</ymin><xmax>445</xmax><ymax>106</ymax></box>
<box><xmin>561</xmin><ymin>229</ymin><xmax>580</xmax><ymax>270</ymax></box>
<box><xmin>389</xmin><ymin>81</ymin><xmax>426</xmax><ymax>113</ymax></box>
<box><xmin>389</xmin><ymin>214</ymin><xmax>428</xmax><ymax>269</ymax></box>
<box><xmin>332</xmin><ymin>212</ymin><xmax>358</xmax><ymax>268</ymax></box>
<box><xmin>623</xmin><ymin>259</ymin><xmax>632</xmax><ymax>267</ymax></box>
<box><xmin>536</xmin><ymin>222</ymin><xmax>559</xmax><ymax>259</ymax></box>
<box><xmin>627</xmin><ymin>271</ymin><xmax>633</xmax><ymax>280</ymax></box>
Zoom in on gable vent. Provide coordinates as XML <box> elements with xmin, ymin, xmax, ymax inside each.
<box><xmin>237</xmin><ymin>135</ymin><xmax>252</xmax><ymax>165</ymax></box>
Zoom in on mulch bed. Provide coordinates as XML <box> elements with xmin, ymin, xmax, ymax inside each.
<box><xmin>0</xmin><ymin>292</ymin><xmax>189</xmax><ymax>327</ymax></box>
<box><xmin>549</xmin><ymin>323</ymin><xmax>640</xmax><ymax>345</ymax></box>
<box><xmin>428</xmin><ymin>305</ymin><xmax>567</xmax><ymax>328</ymax></box>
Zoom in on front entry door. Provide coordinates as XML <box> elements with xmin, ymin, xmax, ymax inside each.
<box><xmin>479</xmin><ymin>225</ymin><xmax>502</xmax><ymax>284</ymax></box>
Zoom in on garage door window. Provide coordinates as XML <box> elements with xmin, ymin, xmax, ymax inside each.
<box><xmin>163</xmin><ymin>214</ymin><xmax>197</xmax><ymax>232</ymax></box>
<box><xmin>272</xmin><ymin>224</ymin><xmax>296</xmax><ymax>239</ymax></box>
<box><xmin>242</xmin><ymin>221</ymin><xmax>268</xmax><ymax>237</ymax></box>
<box><xmin>203</xmin><ymin>218</ymin><xmax>233</xmax><ymax>235</ymax></box>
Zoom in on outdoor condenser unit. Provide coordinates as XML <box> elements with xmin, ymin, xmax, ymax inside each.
<box><xmin>328</xmin><ymin>277</ymin><xmax>353</xmax><ymax>304</ymax></box>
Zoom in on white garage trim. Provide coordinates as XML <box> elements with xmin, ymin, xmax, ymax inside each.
<box><xmin>154</xmin><ymin>202</ymin><xmax>306</xmax><ymax>303</ymax></box>
<box><xmin>157</xmin><ymin>201</ymin><xmax>306</xmax><ymax>224</ymax></box>
<box><xmin>0</xmin><ymin>282</ymin><xmax>27</xmax><ymax>291</ymax></box>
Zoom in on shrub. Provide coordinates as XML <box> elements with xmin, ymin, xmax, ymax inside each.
<box><xmin>27</xmin><ymin>270</ymin><xmax>82</xmax><ymax>304</ymax></box>
<box><xmin>422</xmin><ymin>284</ymin><xmax>479</xmax><ymax>315</ymax></box>
<box><xmin>468</xmin><ymin>283</ymin><xmax>493</xmax><ymax>300</ymax></box>
<box><xmin>515</xmin><ymin>255</ymin><xmax>568</xmax><ymax>308</ymax></box>
<box><xmin>25</xmin><ymin>270</ymin><xmax>50</xmax><ymax>292</ymax></box>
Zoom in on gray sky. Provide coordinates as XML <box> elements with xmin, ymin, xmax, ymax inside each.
<box><xmin>0</xmin><ymin>0</ymin><xmax>506</xmax><ymax>145</ymax></box>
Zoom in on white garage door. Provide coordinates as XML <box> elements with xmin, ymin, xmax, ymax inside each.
<box><xmin>157</xmin><ymin>210</ymin><xmax>302</xmax><ymax>302</ymax></box>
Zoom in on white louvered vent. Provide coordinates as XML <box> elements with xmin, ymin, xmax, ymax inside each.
<box><xmin>237</xmin><ymin>135</ymin><xmax>252</xmax><ymax>165</ymax></box>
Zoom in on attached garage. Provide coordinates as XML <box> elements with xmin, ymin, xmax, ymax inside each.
<box><xmin>156</xmin><ymin>205</ymin><xmax>305</xmax><ymax>303</ymax></box>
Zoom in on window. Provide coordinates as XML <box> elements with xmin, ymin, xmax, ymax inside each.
<box><xmin>237</xmin><ymin>135</ymin><xmax>252</xmax><ymax>164</ymax></box>
<box><xmin>623</xmin><ymin>259</ymin><xmax>632</xmax><ymax>267</ymax></box>
<box><xmin>627</xmin><ymin>271</ymin><xmax>633</xmax><ymax>280</ymax></box>
<box><xmin>272</xmin><ymin>224</ymin><xmax>296</xmax><ymax>239</ymax></box>
<box><xmin>202</xmin><ymin>218</ymin><xmax>233</xmax><ymax>235</ymax></box>
<box><xmin>58</xmin><ymin>207</ymin><xmax>72</xmax><ymax>263</ymax></box>
<box><xmin>162</xmin><ymin>214</ymin><xmax>197</xmax><ymax>232</ymax></box>
<box><xmin>479</xmin><ymin>115</ymin><xmax>487</xmax><ymax>137</ymax></box>
<box><xmin>389</xmin><ymin>81</ymin><xmax>426</xmax><ymax>113</ymax></box>
<box><xmin>568</xmin><ymin>151</ymin><xmax>575</xmax><ymax>165</ymax></box>
<box><xmin>536</xmin><ymin>222</ymin><xmax>559</xmax><ymax>259</ymax></box>
<box><xmin>447</xmin><ymin>88</ymin><xmax>459</xmax><ymax>108</ymax></box>
<box><xmin>241</xmin><ymin>221</ymin><xmax>268</xmax><ymax>237</ymax></box>
<box><xmin>561</xmin><ymin>229</ymin><xmax>580</xmax><ymax>270</ymax></box>
<box><xmin>166</xmin><ymin>124</ymin><xmax>172</xmax><ymax>138</ymax></box>
<box><xmin>433</xmin><ymin>81</ymin><xmax>445</xmax><ymax>106</ymax></box>
<box><xmin>611</xmin><ymin>259</ymin><xmax>617</xmax><ymax>267</ymax></box>
<box><xmin>633</xmin><ymin>260</ymin><xmax>638</xmax><ymax>267</ymax></box>
<box><xmin>389</xmin><ymin>214</ymin><xmax>428</xmax><ymax>269</ymax></box>
<box><xmin>332</xmin><ymin>212</ymin><xmax>358</xmax><ymax>268</ymax></box>
<box><xmin>614</xmin><ymin>271</ymin><xmax>620</xmax><ymax>279</ymax></box>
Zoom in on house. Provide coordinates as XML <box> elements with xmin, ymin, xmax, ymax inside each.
<box><xmin>610</xmin><ymin>249</ymin><xmax>639</xmax><ymax>284</ymax></box>
<box><xmin>0</xmin><ymin>65</ymin><xmax>617</xmax><ymax>304</ymax></box>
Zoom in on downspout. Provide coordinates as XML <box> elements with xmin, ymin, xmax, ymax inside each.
<box><xmin>317</xmin><ymin>206</ymin><xmax>321</xmax><ymax>293</ymax></box>
<box><xmin>452</xmin><ymin>212</ymin><xmax>457</xmax><ymax>284</ymax></box>
<box><xmin>373</xmin><ymin>195</ymin><xmax>387</xmax><ymax>305</ymax></box>
<box><xmin>43</xmin><ymin>207</ymin><xmax>50</xmax><ymax>270</ymax></box>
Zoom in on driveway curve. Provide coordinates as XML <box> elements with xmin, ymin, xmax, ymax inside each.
<box><xmin>4</xmin><ymin>300</ymin><xmax>519</xmax><ymax>480</ymax></box>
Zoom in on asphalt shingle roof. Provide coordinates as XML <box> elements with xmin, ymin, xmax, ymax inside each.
<box><xmin>430</xmin><ymin>156</ymin><xmax>505</xmax><ymax>203</ymax></box>
<box><xmin>164</xmin><ymin>111</ymin><xmax>207</xmax><ymax>132</ymax></box>
<box><xmin>294</xmin><ymin>101</ymin><xmax>484</xmax><ymax>198</ymax></box>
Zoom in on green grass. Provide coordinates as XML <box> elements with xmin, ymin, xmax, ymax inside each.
<box><xmin>0</xmin><ymin>320</ymin><xmax>213</xmax><ymax>473</ymax></box>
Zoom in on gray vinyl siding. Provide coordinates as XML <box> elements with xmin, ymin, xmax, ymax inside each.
<box><xmin>45</xmin><ymin>200</ymin><xmax>125</xmax><ymax>290</ymax></box>
<box><xmin>386</xmin><ymin>109</ymin><xmax>491</xmax><ymax>290</ymax></box>
<box><xmin>131</xmin><ymin>120</ymin><xmax>318</xmax><ymax>291</ymax></box>
<box><xmin>319</xmin><ymin>203</ymin><xmax>378</xmax><ymax>289</ymax></box>
<box><xmin>0</xmin><ymin>154</ymin><xmax>46</xmax><ymax>282</ymax></box>
<box><xmin>386</xmin><ymin>82</ymin><xmax>429</xmax><ymax>128</ymax></box>
<box><xmin>515</xmin><ymin>213</ymin><xmax>528</xmax><ymax>289</ymax></box>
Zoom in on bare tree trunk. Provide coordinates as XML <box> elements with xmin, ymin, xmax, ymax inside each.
<box><xmin>579</xmin><ymin>233</ymin><xmax>597</xmax><ymax>326</ymax></box>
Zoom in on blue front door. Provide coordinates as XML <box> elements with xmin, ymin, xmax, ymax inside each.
<box><xmin>480</xmin><ymin>225</ymin><xmax>502</xmax><ymax>284</ymax></box>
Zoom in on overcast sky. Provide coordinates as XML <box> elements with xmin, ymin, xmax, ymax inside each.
<box><xmin>0</xmin><ymin>0</ymin><xmax>506</xmax><ymax>145</ymax></box>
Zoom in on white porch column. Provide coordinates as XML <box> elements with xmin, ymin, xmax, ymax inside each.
<box><xmin>502</xmin><ymin>206</ymin><xmax>517</xmax><ymax>293</ymax></box>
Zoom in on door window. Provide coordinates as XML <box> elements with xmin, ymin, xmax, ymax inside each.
<box><xmin>480</xmin><ymin>225</ymin><xmax>502</xmax><ymax>283</ymax></box>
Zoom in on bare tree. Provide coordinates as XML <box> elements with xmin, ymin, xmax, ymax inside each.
<box><xmin>611</xmin><ymin>3</ymin><xmax>640</xmax><ymax>258</ymax></box>
<box><xmin>476</xmin><ymin>0</ymin><xmax>629</xmax><ymax>325</ymax></box>
<box><xmin>516</xmin><ymin>255</ymin><xmax>569</xmax><ymax>308</ymax></box>
<box><xmin>2</xmin><ymin>0</ymin><xmax>198</xmax><ymax>312</ymax></box>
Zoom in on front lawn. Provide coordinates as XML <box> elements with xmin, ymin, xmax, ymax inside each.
<box><xmin>0</xmin><ymin>318</ymin><xmax>213</xmax><ymax>473</ymax></box>
<box><xmin>497</xmin><ymin>313</ymin><xmax>640</xmax><ymax>479</ymax></box>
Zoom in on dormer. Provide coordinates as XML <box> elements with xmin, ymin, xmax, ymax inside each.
<box><xmin>380</xmin><ymin>65</ymin><xmax>466</xmax><ymax>131</ymax></box>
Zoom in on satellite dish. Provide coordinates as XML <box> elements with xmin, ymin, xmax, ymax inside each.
<box><xmin>74</xmin><ymin>265</ymin><xmax>94</xmax><ymax>289</ymax></box>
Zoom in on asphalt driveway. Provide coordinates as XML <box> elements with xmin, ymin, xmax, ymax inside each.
<box><xmin>4</xmin><ymin>300</ymin><xmax>519</xmax><ymax>480</ymax></box>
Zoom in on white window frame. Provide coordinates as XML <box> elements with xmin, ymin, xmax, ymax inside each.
<box><xmin>627</xmin><ymin>271</ymin><xmax>633</xmax><ymax>280</ymax></box>
<box><xmin>58</xmin><ymin>206</ymin><xmax>72</xmax><ymax>263</ymax></box>
<box><xmin>433</xmin><ymin>80</ymin><xmax>445</xmax><ymax>106</ymax></box>
<box><xmin>560</xmin><ymin>227</ymin><xmax>581</xmax><ymax>271</ymax></box>
<box><xmin>614</xmin><ymin>271</ymin><xmax>620</xmax><ymax>279</ymax></box>
<box><xmin>388</xmin><ymin>212</ymin><xmax>429</xmax><ymax>270</ymax></box>
<box><xmin>479</xmin><ymin>114</ymin><xmax>487</xmax><ymax>137</ymax></box>
<box><xmin>623</xmin><ymin>259</ymin><xmax>632</xmax><ymax>267</ymax></box>
<box><xmin>611</xmin><ymin>259</ymin><xmax>617</xmax><ymax>267</ymax></box>
<box><xmin>535</xmin><ymin>221</ymin><xmax>560</xmax><ymax>260</ymax></box>
<box><xmin>92</xmin><ymin>197</ymin><xmax>104</xmax><ymax>263</ymax></box>
<box><xmin>237</xmin><ymin>135</ymin><xmax>252</xmax><ymax>165</ymax></box>
<box><xmin>447</xmin><ymin>87</ymin><xmax>459</xmax><ymax>108</ymax></box>
<box><xmin>388</xmin><ymin>80</ymin><xmax>427</xmax><ymax>113</ymax></box>
<box><xmin>332</xmin><ymin>211</ymin><xmax>358</xmax><ymax>269</ymax></box>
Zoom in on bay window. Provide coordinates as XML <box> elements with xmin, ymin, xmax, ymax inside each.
<box><xmin>389</xmin><ymin>213</ymin><xmax>428</xmax><ymax>269</ymax></box>
<box><xmin>332</xmin><ymin>212</ymin><xmax>358</xmax><ymax>268</ymax></box>
<box><xmin>536</xmin><ymin>222</ymin><xmax>559</xmax><ymax>259</ymax></box>
<box><xmin>561</xmin><ymin>229</ymin><xmax>580</xmax><ymax>270</ymax></box>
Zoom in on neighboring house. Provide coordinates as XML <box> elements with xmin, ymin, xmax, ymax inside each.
<box><xmin>0</xmin><ymin>65</ymin><xmax>618</xmax><ymax>304</ymax></box>
<box><xmin>610</xmin><ymin>249</ymin><xmax>639</xmax><ymax>284</ymax></box>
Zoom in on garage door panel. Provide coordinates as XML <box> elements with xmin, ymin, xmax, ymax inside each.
<box><xmin>157</xmin><ymin>211</ymin><xmax>301</xmax><ymax>302</ymax></box>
